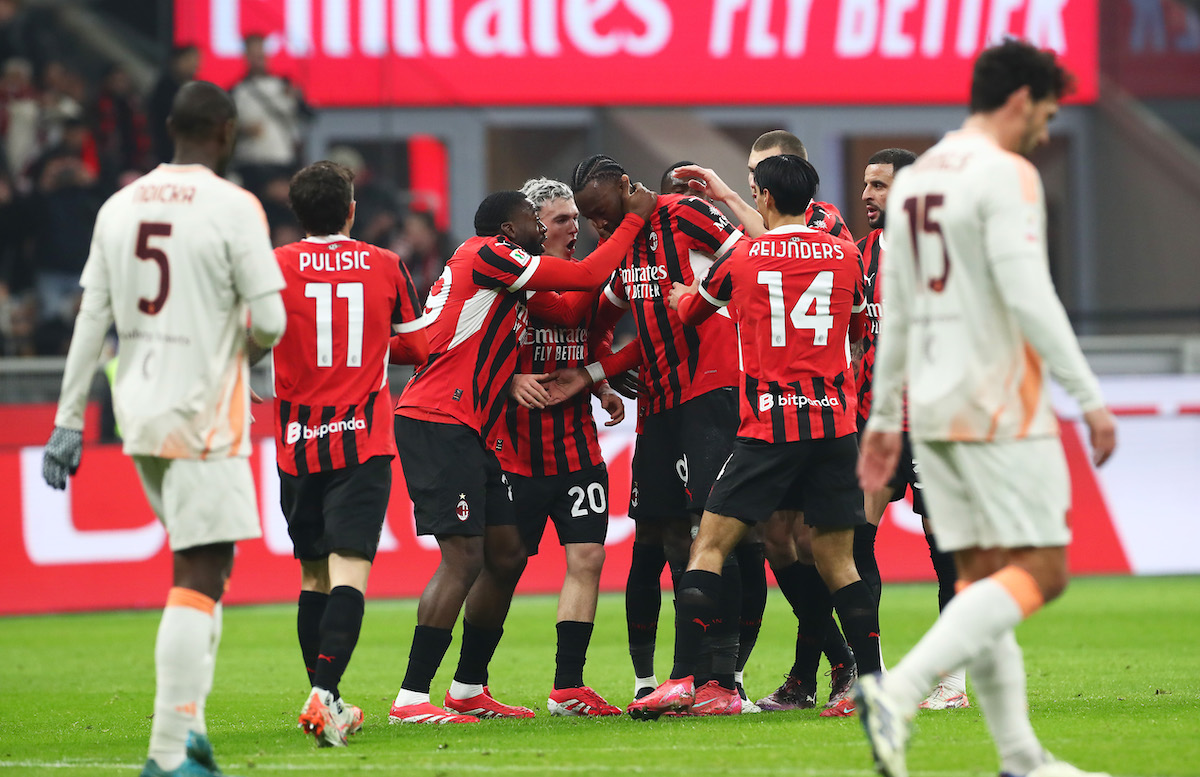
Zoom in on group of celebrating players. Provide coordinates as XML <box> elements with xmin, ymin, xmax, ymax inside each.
<box><xmin>42</xmin><ymin>37</ymin><xmax>1116</xmax><ymax>777</ymax></box>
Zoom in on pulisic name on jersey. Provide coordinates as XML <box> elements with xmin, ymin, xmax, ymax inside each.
<box><xmin>521</xmin><ymin>325</ymin><xmax>589</xmax><ymax>361</ymax></box>
<box><xmin>749</xmin><ymin>239</ymin><xmax>845</xmax><ymax>261</ymax></box>
<box><xmin>298</xmin><ymin>250</ymin><xmax>372</xmax><ymax>273</ymax></box>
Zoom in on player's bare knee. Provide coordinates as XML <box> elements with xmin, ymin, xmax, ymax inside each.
<box><xmin>566</xmin><ymin>543</ymin><xmax>605</xmax><ymax>579</ymax></box>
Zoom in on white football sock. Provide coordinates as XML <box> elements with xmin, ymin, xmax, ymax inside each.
<box><xmin>883</xmin><ymin>576</ymin><xmax>1026</xmax><ymax>713</ymax></box>
<box><xmin>634</xmin><ymin>675</ymin><xmax>659</xmax><ymax>693</ymax></box>
<box><xmin>194</xmin><ymin>602</ymin><xmax>223</xmax><ymax>737</ymax></box>
<box><xmin>148</xmin><ymin>590</ymin><xmax>215</xmax><ymax>770</ymax></box>
<box><xmin>970</xmin><ymin>630</ymin><xmax>1045</xmax><ymax>776</ymax></box>
<box><xmin>393</xmin><ymin>688</ymin><xmax>430</xmax><ymax>707</ymax></box>
<box><xmin>448</xmin><ymin>681</ymin><xmax>484</xmax><ymax>700</ymax></box>
<box><xmin>942</xmin><ymin>667</ymin><xmax>967</xmax><ymax>695</ymax></box>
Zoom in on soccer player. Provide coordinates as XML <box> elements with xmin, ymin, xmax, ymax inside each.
<box><xmin>493</xmin><ymin>177</ymin><xmax>625</xmax><ymax>716</ymax></box>
<box><xmin>628</xmin><ymin>153</ymin><xmax>878</xmax><ymax>719</ymax></box>
<box><xmin>855</xmin><ymin>40</ymin><xmax>1116</xmax><ymax>777</ymax></box>
<box><xmin>855</xmin><ymin>147</ymin><xmax>969</xmax><ymax>710</ymax></box>
<box><xmin>41</xmin><ymin>81</ymin><xmax>287</xmax><ymax>777</ymax></box>
<box><xmin>272</xmin><ymin>161</ymin><xmax>427</xmax><ymax>745</ymax></box>
<box><xmin>673</xmin><ymin>134</ymin><xmax>858</xmax><ymax>714</ymax></box>
<box><xmin>387</xmin><ymin>181</ymin><xmax>656</xmax><ymax>724</ymax></box>
<box><xmin>551</xmin><ymin>154</ymin><xmax>746</xmax><ymax>712</ymax></box>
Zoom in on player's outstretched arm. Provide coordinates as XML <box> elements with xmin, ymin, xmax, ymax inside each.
<box><xmin>248</xmin><ymin>290</ymin><xmax>286</xmax><ymax>349</ymax></box>
<box><xmin>527</xmin><ymin>290</ymin><xmax>597</xmax><ymax>327</ymax></box>
<box><xmin>669</xmin><ymin>282</ymin><xmax>720</xmax><ymax>326</ymax></box>
<box><xmin>671</xmin><ymin>164</ymin><xmax>765</xmax><ymax>238</ymax></box>
<box><xmin>45</xmin><ymin>284</ymin><xmax>114</xmax><ymax>489</ymax></box>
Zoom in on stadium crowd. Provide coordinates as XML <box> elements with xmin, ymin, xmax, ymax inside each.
<box><xmin>0</xmin><ymin>17</ymin><xmax>447</xmax><ymax>357</ymax></box>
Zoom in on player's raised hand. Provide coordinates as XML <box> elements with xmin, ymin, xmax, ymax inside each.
<box><xmin>597</xmin><ymin>387</ymin><xmax>625</xmax><ymax>426</ymax></box>
<box><xmin>608</xmin><ymin>368</ymin><xmax>642</xmax><ymax>400</ymax></box>
<box><xmin>857</xmin><ymin>429</ymin><xmax>902</xmax><ymax>493</ymax></box>
<box><xmin>621</xmin><ymin>175</ymin><xmax>657</xmax><ymax>221</ymax></box>
<box><xmin>667</xmin><ymin>281</ymin><xmax>694</xmax><ymax>311</ymax></box>
<box><xmin>1083</xmin><ymin>407</ymin><xmax>1117</xmax><ymax>467</ymax></box>
<box><xmin>672</xmin><ymin>165</ymin><xmax>735</xmax><ymax>204</ymax></box>
<box><xmin>510</xmin><ymin>373</ymin><xmax>553</xmax><ymax>410</ymax></box>
<box><xmin>43</xmin><ymin>426</ymin><xmax>83</xmax><ymax>490</ymax></box>
<box><xmin>543</xmin><ymin>367</ymin><xmax>591</xmax><ymax>406</ymax></box>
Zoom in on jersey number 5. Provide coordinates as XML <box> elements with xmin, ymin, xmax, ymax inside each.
<box><xmin>136</xmin><ymin>222</ymin><xmax>172</xmax><ymax>315</ymax></box>
<box><xmin>902</xmin><ymin>194</ymin><xmax>951</xmax><ymax>292</ymax></box>
<box><xmin>306</xmin><ymin>282</ymin><xmax>364</xmax><ymax>368</ymax></box>
<box><xmin>757</xmin><ymin>270</ymin><xmax>834</xmax><ymax>347</ymax></box>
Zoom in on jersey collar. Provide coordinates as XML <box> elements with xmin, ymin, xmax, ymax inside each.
<box><xmin>764</xmin><ymin>223</ymin><xmax>818</xmax><ymax>236</ymax></box>
<box><xmin>302</xmin><ymin>234</ymin><xmax>352</xmax><ymax>244</ymax></box>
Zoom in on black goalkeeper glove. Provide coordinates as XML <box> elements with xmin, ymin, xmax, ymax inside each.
<box><xmin>43</xmin><ymin>426</ymin><xmax>83</xmax><ymax>490</ymax></box>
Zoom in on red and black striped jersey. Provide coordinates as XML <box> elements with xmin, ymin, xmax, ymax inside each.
<box><xmin>492</xmin><ymin>291</ymin><xmax>606</xmax><ymax>477</ymax></box>
<box><xmin>603</xmin><ymin>194</ymin><xmax>743</xmax><ymax>419</ymax></box>
<box><xmin>396</xmin><ymin>235</ymin><xmax>539</xmax><ymax>435</ymax></box>
<box><xmin>692</xmin><ymin>224</ymin><xmax>864</xmax><ymax>443</ymax></box>
<box><xmin>856</xmin><ymin>228</ymin><xmax>883</xmax><ymax>429</ymax></box>
<box><xmin>272</xmin><ymin>236</ymin><xmax>424</xmax><ymax>476</ymax></box>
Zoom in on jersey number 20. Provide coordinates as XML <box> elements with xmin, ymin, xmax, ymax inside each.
<box><xmin>306</xmin><ymin>282</ymin><xmax>364</xmax><ymax>368</ymax></box>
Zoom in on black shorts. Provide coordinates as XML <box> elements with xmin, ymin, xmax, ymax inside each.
<box><xmin>395</xmin><ymin>416</ymin><xmax>516</xmax><ymax>537</ymax></box>
<box><xmin>511</xmin><ymin>464</ymin><xmax>609</xmax><ymax>555</ymax></box>
<box><xmin>887</xmin><ymin>433</ymin><xmax>926</xmax><ymax>516</ymax></box>
<box><xmin>629</xmin><ymin>387</ymin><xmax>738</xmax><ymax>520</ymax></box>
<box><xmin>705</xmin><ymin>434</ymin><xmax>865</xmax><ymax>529</ymax></box>
<box><xmin>279</xmin><ymin>455</ymin><xmax>392</xmax><ymax>562</ymax></box>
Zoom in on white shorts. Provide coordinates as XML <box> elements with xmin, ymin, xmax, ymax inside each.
<box><xmin>133</xmin><ymin>455</ymin><xmax>262</xmax><ymax>551</ymax></box>
<box><xmin>913</xmin><ymin>437</ymin><xmax>1071</xmax><ymax>553</ymax></box>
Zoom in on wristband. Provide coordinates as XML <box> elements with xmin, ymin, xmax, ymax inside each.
<box><xmin>585</xmin><ymin>362</ymin><xmax>607</xmax><ymax>385</ymax></box>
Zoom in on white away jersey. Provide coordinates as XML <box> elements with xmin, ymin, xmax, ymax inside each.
<box><xmin>79</xmin><ymin>164</ymin><xmax>285</xmax><ymax>458</ymax></box>
<box><xmin>869</xmin><ymin>129</ymin><xmax>1104</xmax><ymax>443</ymax></box>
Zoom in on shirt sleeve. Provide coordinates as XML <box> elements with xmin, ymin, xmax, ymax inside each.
<box><xmin>603</xmin><ymin>269</ymin><xmax>629</xmax><ymax>310</ymax></box>
<box><xmin>697</xmin><ymin>251</ymin><xmax>735</xmax><ymax>309</ymax></box>
<box><xmin>984</xmin><ymin>158</ymin><xmax>1105</xmax><ymax>412</ymax></box>
<box><xmin>388</xmin><ymin>249</ymin><xmax>426</xmax><ymax>333</ymax></box>
<box><xmin>674</xmin><ymin>197</ymin><xmax>744</xmax><ymax>257</ymax></box>
<box><xmin>474</xmin><ymin>238</ymin><xmax>543</xmax><ymax>293</ymax></box>
<box><xmin>228</xmin><ymin>190</ymin><xmax>286</xmax><ymax>300</ymax></box>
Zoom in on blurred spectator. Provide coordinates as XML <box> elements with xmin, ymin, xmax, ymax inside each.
<box><xmin>232</xmin><ymin>34</ymin><xmax>310</xmax><ymax>197</ymax></box>
<box><xmin>259</xmin><ymin>170</ymin><xmax>302</xmax><ymax>247</ymax></box>
<box><xmin>0</xmin><ymin>57</ymin><xmax>38</xmax><ymax>180</ymax></box>
<box><xmin>327</xmin><ymin>144</ymin><xmax>404</xmax><ymax>245</ymax></box>
<box><xmin>92</xmin><ymin>64</ymin><xmax>151</xmax><ymax>186</ymax></box>
<box><xmin>393</xmin><ymin>210</ymin><xmax>447</xmax><ymax>298</ymax></box>
<box><xmin>28</xmin><ymin>150</ymin><xmax>99</xmax><ymax>352</ymax></box>
<box><xmin>0</xmin><ymin>171</ymin><xmax>34</xmax><ymax>355</ymax></box>
<box><xmin>39</xmin><ymin>60</ymin><xmax>86</xmax><ymax>150</ymax></box>
<box><xmin>147</xmin><ymin>44</ymin><xmax>199</xmax><ymax>165</ymax></box>
<box><xmin>28</xmin><ymin>115</ymin><xmax>98</xmax><ymax>187</ymax></box>
<box><xmin>0</xmin><ymin>0</ymin><xmax>32</xmax><ymax>68</ymax></box>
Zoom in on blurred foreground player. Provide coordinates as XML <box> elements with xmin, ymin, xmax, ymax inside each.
<box><xmin>387</xmin><ymin>182</ymin><xmax>655</xmax><ymax>724</ymax></box>
<box><xmin>855</xmin><ymin>40</ymin><xmax>1116</xmax><ymax>777</ymax></box>
<box><xmin>43</xmin><ymin>81</ymin><xmax>287</xmax><ymax>777</ymax></box>
<box><xmin>855</xmin><ymin>147</ymin><xmax>969</xmax><ymax>710</ymax></box>
<box><xmin>628</xmin><ymin>154</ymin><xmax>878</xmax><ymax>719</ymax></box>
<box><xmin>272</xmin><ymin>161</ymin><xmax>427</xmax><ymax>745</ymax></box>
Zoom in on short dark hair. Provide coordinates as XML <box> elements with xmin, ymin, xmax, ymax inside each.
<box><xmin>167</xmin><ymin>80</ymin><xmax>236</xmax><ymax>142</ymax></box>
<box><xmin>570</xmin><ymin>154</ymin><xmax>626</xmax><ymax>194</ymax></box>
<box><xmin>288</xmin><ymin>161</ymin><xmax>355</xmax><ymax>236</ymax></box>
<box><xmin>474</xmin><ymin>190</ymin><xmax>530</xmax><ymax>237</ymax></box>
<box><xmin>660</xmin><ymin>161</ymin><xmax>696</xmax><ymax>193</ymax></box>
<box><xmin>969</xmin><ymin>38</ymin><xmax>1074</xmax><ymax>113</ymax></box>
<box><xmin>866</xmin><ymin>148</ymin><xmax>917</xmax><ymax>174</ymax></box>
<box><xmin>753</xmin><ymin>155</ymin><xmax>819</xmax><ymax>217</ymax></box>
<box><xmin>752</xmin><ymin>130</ymin><xmax>807</xmax><ymax>160</ymax></box>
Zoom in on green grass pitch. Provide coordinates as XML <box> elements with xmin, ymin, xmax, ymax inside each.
<box><xmin>3</xmin><ymin>576</ymin><xmax>1198</xmax><ymax>776</ymax></box>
